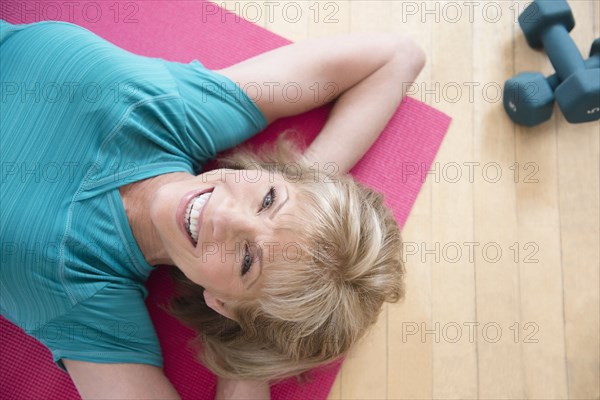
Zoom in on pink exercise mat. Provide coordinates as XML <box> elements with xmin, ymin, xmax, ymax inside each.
<box><xmin>0</xmin><ymin>1</ymin><xmax>451</xmax><ymax>399</ymax></box>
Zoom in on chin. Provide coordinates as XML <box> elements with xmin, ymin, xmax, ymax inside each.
<box><xmin>149</xmin><ymin>188</ymin><xmax>174</xmax><ymax>233</ymax></box>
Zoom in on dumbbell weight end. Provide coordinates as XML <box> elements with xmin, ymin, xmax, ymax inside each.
<box><xmin>555</xmin><ymin>69</ymin><xmax>600</xmax><ymax>123</ymax></box>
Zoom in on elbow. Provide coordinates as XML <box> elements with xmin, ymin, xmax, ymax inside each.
<box><xmin>391</xmin><ymin>34</ymin><xmax>426</xmax><ymax>81</ymax></box>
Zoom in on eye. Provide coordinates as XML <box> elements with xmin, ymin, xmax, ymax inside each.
<box><xmin>241</xmin><ymin>242</ymin><xmax>253</xmax><ymax>276</ymax></box>
<box><xmin>241</xmin><ymin>187</ymin><xmax>276</xmax><ymax>277</ymax></box>
<box><xmin>260</xmin><ymin>186</ymin><xmax>277</xmax><ymax>212</ymax></box>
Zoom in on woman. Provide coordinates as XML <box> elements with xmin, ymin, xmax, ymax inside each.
<box><xmin>0</xmin><ymin>19</ymin><xmax>425</xmax><ymax>399</ymax></box>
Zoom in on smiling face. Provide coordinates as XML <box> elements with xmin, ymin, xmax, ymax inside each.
<box><xmin>150</xmin><ymin>168</ymin><xmax>300</xmax><ymax>300</ymax></box>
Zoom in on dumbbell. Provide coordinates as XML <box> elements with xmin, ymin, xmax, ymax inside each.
<box><xmin>504</xmin><ymin>38</ymin><xmax>600</xmax><ymax>126</ymax></box>
<box><xmin>503</xmin><ymin>0</ymin><xmax>600</xmax><ymax>126</ymax></box>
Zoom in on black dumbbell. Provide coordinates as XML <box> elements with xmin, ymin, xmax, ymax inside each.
<box><xmin>504</xmin><ymin>38</ymin><xmax>600</xmax><ymax>126</ymax></box>
<box><xmin>504</xmin><ymin>0</ymin><xmax>600</xmax><ymax>125</ymax></box>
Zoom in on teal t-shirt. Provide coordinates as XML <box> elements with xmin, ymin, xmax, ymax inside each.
<box><xmin>0</xmin><ymin>19</ymin><xmax>267</xmax><ymax>372</ymax></box>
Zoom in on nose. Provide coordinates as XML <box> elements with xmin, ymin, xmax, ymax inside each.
<box><xmin>211</xmin><ymin>206</ymin><xmax>259</xmax><ymax>243</ymax></box>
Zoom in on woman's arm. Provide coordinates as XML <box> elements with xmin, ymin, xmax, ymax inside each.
<box><xmin>216</xmin><ymin>377</ymin><xmax>270</xmax><ymax>400</ymax></box>
<box><xmin>214</xmin><ymin>32</ymin><xmax>425</xmax><ymax>175</ymax></box>
<box><xmin>304</xmin><ymin>42</ymin><xmax>425</xmax><ymax>175</ymax></box>
<box><xmin>63</xmin><ymin>360</ymin><xmax>181</xmax><ymax>399</ymax></box>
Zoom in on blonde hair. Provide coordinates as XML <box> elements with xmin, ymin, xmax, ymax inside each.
<box><xmin>161</xmin><ymin>130</ymin><xmax>406</xmax><ymax>382</ymax></box>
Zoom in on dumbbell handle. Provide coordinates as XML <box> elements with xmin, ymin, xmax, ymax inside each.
<box><xmin>542</xmin><ymin>25</ymin><xmax>586</xmax><ymax>81</ymax></box>
<box><xmin>547</xmin><ymin>54</ymin><xmax>600</xmax><ymax>90</ymax></box>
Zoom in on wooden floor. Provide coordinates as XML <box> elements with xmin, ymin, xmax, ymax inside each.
<box><xmin>220</xmin><ymin>1</ymin><xmax>600</xmax><ymax>399</ymax></box>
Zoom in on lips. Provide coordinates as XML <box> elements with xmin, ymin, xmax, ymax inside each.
<box><xmin>176</xmin><ymin>187</ymin><xmax>213</xmax><ymax>247</ymax></box>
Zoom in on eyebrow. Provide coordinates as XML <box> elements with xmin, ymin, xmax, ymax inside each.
<box><xmin>246</xmin><ymin>184</ymin><xmax>289</xmax><ymax>289</ymax></box>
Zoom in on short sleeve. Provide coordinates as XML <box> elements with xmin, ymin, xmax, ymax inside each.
<box><xmin>29</xmin><ymin>283</ymin><xmax>163</xmax><ymax>373</ymax></box>
<box><xmin>161</xmin><ymin>59</ymin><xmax>268</xmax><ymax>154</ymax></box>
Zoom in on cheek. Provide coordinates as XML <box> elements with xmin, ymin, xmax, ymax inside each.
<box><xmin>178</xmin><ymin>253</ymin><xmax>221</xmax><ymax>285</ymax></box>
<box><xmin>199</xmin><ymin>254</ymin><xmax>240</xmax><ymax>287</ymax></box>
<box><xmin>175</xmin><ymin>256</ymin><xmax>206</xmax><ymax>286</ymax></box>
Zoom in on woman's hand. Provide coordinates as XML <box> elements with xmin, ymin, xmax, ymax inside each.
<box><xmin>216</xmin><ymin>377</ymin><xmax>270</xmax><ymax>400</ymax></box>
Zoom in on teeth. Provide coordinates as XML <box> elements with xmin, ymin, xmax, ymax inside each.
<box><xmin>185</xmin><ymin>192</ymin><xmax>211</xmax><ymax>244</ymax></box>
